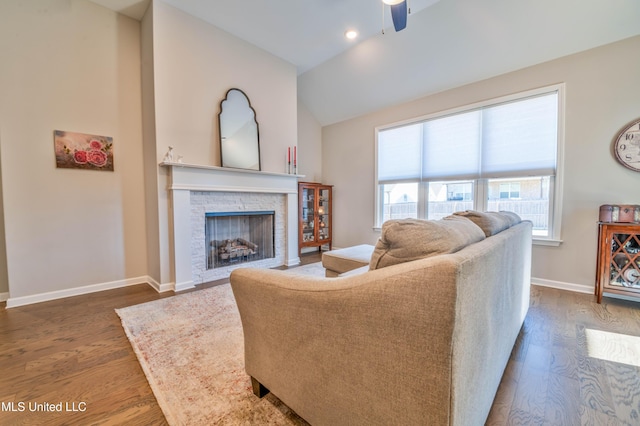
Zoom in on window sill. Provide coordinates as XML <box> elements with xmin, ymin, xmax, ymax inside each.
<box><xmin>533</xmin><ymin>238</ymin><xmax>562</xmax><ymax>247</ymax></box>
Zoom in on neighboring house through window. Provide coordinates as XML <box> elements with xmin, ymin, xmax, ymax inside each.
<box><xmin>375</xmin><ymin>84</ymin><xmax>564</xmax><ymax>244</ymax></box>
<box><xmin>498</xmin><ymin>182</ymin><xmax>520</xmax><ymax>199</ymax></box>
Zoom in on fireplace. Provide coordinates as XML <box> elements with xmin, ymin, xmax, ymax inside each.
<box><xmin>206</xmin><ymin>211</ymin><xmax>275</xmax><ymax>269</ymax></box>
<box><xmin>163</xmin><ymin>163</ymin><xmax>300</xmax><ymax>291</ymax></box>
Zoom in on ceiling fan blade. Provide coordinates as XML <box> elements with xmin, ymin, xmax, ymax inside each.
<box><xmin>390</xmin><ymin>0</ymin><xmax>407</xmax><ymax>32</ymax></box>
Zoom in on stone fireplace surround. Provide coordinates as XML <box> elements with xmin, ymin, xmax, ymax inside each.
<box><xmin>163</xmin><ymin>163</ymin><xmax>300</xmax><ymax>291</ymax></box>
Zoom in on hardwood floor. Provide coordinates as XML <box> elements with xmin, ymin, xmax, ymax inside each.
<box><xmin>486</xmin><ymin>286</ymin><xmax>640</xmax><ymax>425</ymax></box>
<box><xmin>1</xmin><ymin>257</ymin><xmax>639</xmax><ymax>425</ymax></box>
<box><xmin>0</xmin><ymin>283</ymin><xmax>170</xmax><ymax>425</ymax></box>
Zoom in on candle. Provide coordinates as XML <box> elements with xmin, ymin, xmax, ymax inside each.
<box><xmin>287</xmin><ymin>147</ymin><xmax>291</xmax><ymax>163</ymax></box>
<box><xmin>294</xmin><ymin>146</ymin><xmax>297</xmax><ymax>166</ymax></box>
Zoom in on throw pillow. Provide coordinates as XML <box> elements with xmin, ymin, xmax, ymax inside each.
<box><xmin>369</xmin><ymin>215</ymin><xmax>485</xmax><ymax>270</ymax></box>
<box><xmin>453</xmin><ymin>210</ymin><xmax>512</xmax><ymax>237</ymax></box>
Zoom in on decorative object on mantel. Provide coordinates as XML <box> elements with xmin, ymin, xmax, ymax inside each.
<box><xmin>161</xmin><ymin>146</ymin><xmax>183</xmax><ymax>164</ymax></box>
<box><xmin>218</xmin><ymin>88</ymin><xmax>261</xmax><ymax>171</ymax></box>
<box><xmin>286</xmin><ymin>146</ymin><xmax>297</xmax><ymax>174</ymax></box>
<box><xmin>613</xmin><ymin>117</ymin><xmax>640</xmax><ymax>171</ymax></box>
<box><xmin>162</xmin><ymin>145</ymin><xmax>183</xmax><ymax>164</ymax></box>
<box><xmin>162</xmin><ymin>146</ymin><xmax>175</xmax><ymax>163</ymax></box>
<box><xmin>53</xmin><ymin>130</ymin><xmax>114</xmax><ymax>171</ymax></box>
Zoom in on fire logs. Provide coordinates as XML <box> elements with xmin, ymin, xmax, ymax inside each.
<box><xmin>212</xmin><ymin>238</ymin><xmax>258</xmax><ymax>263</ymax></box>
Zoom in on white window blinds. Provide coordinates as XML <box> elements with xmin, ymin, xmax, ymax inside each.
<box><xmin>422</xmin><ymin>111</ymin><xmax>481</xmax><ymax>179</ymax></box>
<box><xmin>378</xmin><ymin>91</ymin><xmax>558</xmax><ymax>182</ymax></box>
<box><xmin>481</xmin><ymin>93</ymin><xmax>558</xmax><ymax>178</ymax></box>
<box><xmin>378</xmin><ymin>123</ymin><xmax>422</xmax><ymax>182</ymax></box>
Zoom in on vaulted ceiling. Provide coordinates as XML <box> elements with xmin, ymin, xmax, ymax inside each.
<box><xmin>92</xmin><ymin>0</ymin><xmax>640</xmax><ymax>125</ymax></box>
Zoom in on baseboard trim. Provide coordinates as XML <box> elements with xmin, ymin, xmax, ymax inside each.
<box><xmin>2</xmin><ymin>274</ymin><xmax>595</xmax><ymax>308</ymax></box>
<box><xmin>5</xmin><ymin>276</ymin><xmax>158</xmax><ymax>308</ymax></box>
<box><xmin>174</xmin><ymin>280</ymin><xmax>195</xmax><ymax>292</ymax></box>
<box><xmin>146</xmin><ymin>276</ymin><xmax>174</xmax><ymax>293</ymax></box>
<box><xmin>531</xmin><ymin>277</ymin><xmax>593</xmax><ymax>294</ymax></box>
<box><xmin>286</xmin><ymin>256</ymin><xmax>301</xmax><ymax>267</ymax></box>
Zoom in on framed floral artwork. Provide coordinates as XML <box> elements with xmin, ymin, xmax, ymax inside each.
<box><xmin>54</xmin><ymin>130</ymin><xmax>114</xmax><ymax>171</ymax></box>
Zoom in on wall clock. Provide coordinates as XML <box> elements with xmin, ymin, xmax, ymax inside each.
<box><xmin>614</xmin><ymin>118</ymin><xmax>640</xmax><ymax>171</ymax></box>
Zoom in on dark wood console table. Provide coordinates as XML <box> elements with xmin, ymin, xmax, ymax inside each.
<box><xmin>596</xmin><ymin>222</ymin><xmax>640</xmax><ymax>303</ymax></box>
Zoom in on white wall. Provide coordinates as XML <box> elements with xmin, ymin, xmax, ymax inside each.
<box><xmin>322</xmin><ymin>35</ymin><xmax>640</xmax><ymax>292</ymax></box>
<box><xmin>146</xmin><ymin>0</ymin><xmax>298</xmax><ymax>286</ymax></box>
<box><xmin>152</xmin><ymin>1</ymin><xmax>297</xmax><ymax>169</ymax></box>
<box><xmin>141</xmin><ymin>2</ymin><xmax>162</xmax><ymax>286</ymax></box>
<box><xmin>297</xmin><ymin>101</ymin><xmax>323</xmax><ymax>183</ymax></box>
<box><xmin>0</xmin><ymin>0</ymin><xmax>147</xmax><ymax>303</ymax></box>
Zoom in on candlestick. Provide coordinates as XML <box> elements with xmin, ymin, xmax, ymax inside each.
<box><xmin>287</xmin><ymin>147</ymin><xmax>291</xmax><ymax>174</ymax></box>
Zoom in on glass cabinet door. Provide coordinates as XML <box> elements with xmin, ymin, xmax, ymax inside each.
<box><xmin>318</xmin><ymin>187</ymin><xmax>330</xmax><ymax>241</ymax></box>
<box><xmin>608</xmin><ymin>232</ymin><xmax>640</xmax><ymax>289</ymax></box>
<box><xmin>298</xmin><ymin>182</ymin><xmax>333</xmax><ymax>255</ymax></box>
<box><xmin>301</xmin><ymin>187</ymin><xmax>315</xmax><ymax>243</ymax></box>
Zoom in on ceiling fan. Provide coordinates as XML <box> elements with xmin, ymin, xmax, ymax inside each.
<box><xmin>382</xmin><ymin>0</ymin><xmax>409</xmax><ymax>32</ymax></box>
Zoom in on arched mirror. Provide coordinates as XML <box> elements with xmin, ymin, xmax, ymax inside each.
<box><xmin>218</xmin><ymin>88</ymin><xmax>261</xmax><ymax>171</ymax></box>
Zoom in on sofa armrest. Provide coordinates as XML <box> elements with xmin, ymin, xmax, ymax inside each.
<box><xmin>230</xmin><ymin>259</ymin><xmax>459</xmax><ymax>425</ymax></box>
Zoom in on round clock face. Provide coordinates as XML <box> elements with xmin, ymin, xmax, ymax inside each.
<box><xmin>614</xmin><ymin>118</ymin><xmax>640</xmax><ymax>171</ymax></box>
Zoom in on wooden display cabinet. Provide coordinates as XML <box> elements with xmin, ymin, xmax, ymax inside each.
<box><xmin>595</xmin><ymin>222</ymin><xmax>640</xmax><ymax>303</ymax></box>
<box><xmin>298</xmin><ymin>182</ymin><xmax>332</xmax><ymax>256</ymax></box>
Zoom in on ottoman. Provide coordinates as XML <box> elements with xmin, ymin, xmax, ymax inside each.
<box><xmin>321</xmin><ymin>244</ymin><xmax>375</xmax><ymax>277</ymax></box>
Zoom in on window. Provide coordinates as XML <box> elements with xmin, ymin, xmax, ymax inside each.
<box><xmin>380</xmin><ymin>182</ymin><xmax>418</xmax><ymax>221</ymax></box>
<box><xmin>375</xmin><ymin>85</ymin><xmax>564</xmax><ymax>243</ymax></box>
<box><xmin>428</xmin><ymin>181</ymin><xmax>474</xmax><ymax>220</ymax></box>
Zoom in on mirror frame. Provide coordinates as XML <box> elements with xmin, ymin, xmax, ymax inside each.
<box><xmin>218</xmin><ymin>88</ymin><xmax>261</xmax><ymax>171</ymax></box>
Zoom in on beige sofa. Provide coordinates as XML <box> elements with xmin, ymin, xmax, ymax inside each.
<box><xmin>230</xmin><ymin>213</ymin><xmax>532</xmax><ymax>425</ymax></box>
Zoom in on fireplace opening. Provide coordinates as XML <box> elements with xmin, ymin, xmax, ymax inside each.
<box><xmin>205</xmin><ymin>211</ymin><xmax>275</xmax><ymax>269</ymax></box>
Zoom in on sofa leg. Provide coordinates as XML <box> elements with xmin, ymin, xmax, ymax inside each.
<box><xmin>251</xmin><ymin>376</ymin><xmax>270</xmax><ymax>398</ymax></box>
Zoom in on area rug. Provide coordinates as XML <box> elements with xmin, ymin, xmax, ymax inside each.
<box><xmin>115</xmin><ymin>263</ymin><xmax>325</xmax><ymax>425</ymax></box>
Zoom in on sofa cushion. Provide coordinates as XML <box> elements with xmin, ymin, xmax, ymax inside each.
<box><xmin>369</xmin><ymin>215</ymin><xmax>485</xmax><ymax>270</ymax></box>
<box><xmin>453</xmin><ymin>210</ymin><xmax>515</xmax><ymax>237</ymax></box>
<box><xmin>499</xmin><ymin>211</ymin><xmax>522</xmax><ymax>226</ymax></box>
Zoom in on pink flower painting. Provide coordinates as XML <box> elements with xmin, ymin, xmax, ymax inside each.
<box><xmin>54</xmin><ymin>130</ymin><xmax>114</xmax><ymax>171</ymax></box>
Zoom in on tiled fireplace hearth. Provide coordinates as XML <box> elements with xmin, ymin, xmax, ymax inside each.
<box><xmin>163</xmin><ymin>163</ymin><xmax>300</xmax><ymax>291</ymax></box>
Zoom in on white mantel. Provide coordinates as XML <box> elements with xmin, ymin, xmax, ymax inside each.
<box><xmin>162</xmin><ymin>162</ymin><xmax>302</xmax><ymax>291</ymax></box>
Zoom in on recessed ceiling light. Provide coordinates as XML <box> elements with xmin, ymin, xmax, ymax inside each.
<box><xmin>382</xmin><ymin>0</ymin><xmax>404</xmax><ymax>4</ymax></box>
<box><xmin>345</xmin><ymin>30</ymin><xmax>358</xmax><ymax>40</ymax></box>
